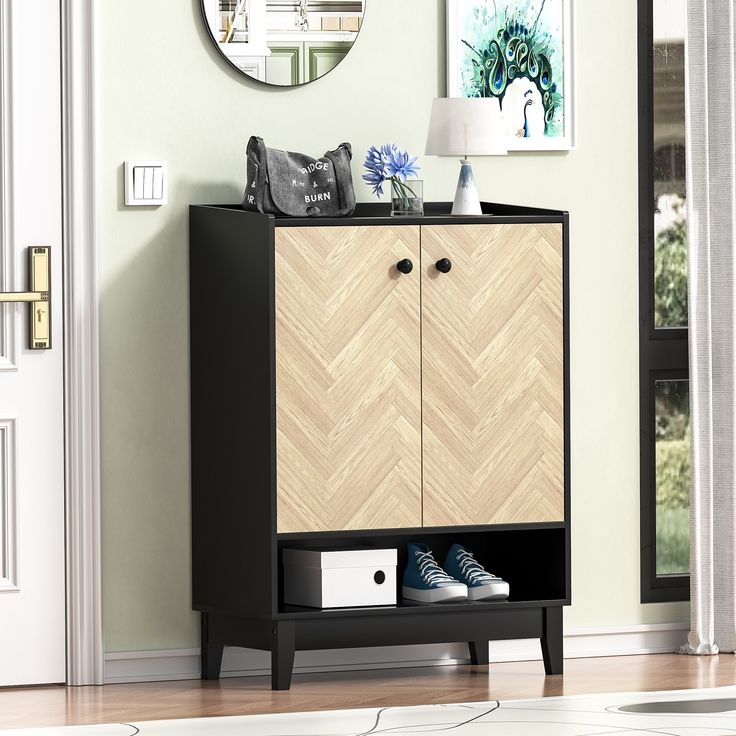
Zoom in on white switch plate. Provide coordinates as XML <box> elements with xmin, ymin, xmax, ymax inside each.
<box><xmin>125</xmin><ymin>160</ymin><xmax>168</xmax><ymax>206</ymax></box>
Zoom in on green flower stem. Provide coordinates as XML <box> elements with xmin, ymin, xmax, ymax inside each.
<box><xmin>390</xmin><ymin>177</ymin><xmax>419</xmax><ymax>211</ymax></box>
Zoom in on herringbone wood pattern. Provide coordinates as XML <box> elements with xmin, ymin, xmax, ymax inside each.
<box><xmin>421</xmin><ymin>224</ymin><xmax>564</xmax><ymax>526</ymax></box>
<box><xmin>275</xmin><ymin>226</ymin><xmax>422</xmax><ymax>532</ymax></box>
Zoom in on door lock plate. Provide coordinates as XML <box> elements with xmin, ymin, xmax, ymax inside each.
<box><xmin>0</xmin><ymin>246</ymin><xmax>51</xmax><ymax>349</ymax></box>
<box><xmin>30</xmin><ymin>247</ymin><xmax>51</xmax><ymax>349</ymax></box>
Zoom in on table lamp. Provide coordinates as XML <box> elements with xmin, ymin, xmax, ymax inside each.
<box><xmin>425</xmin><ymin>98</ymin><xmax>508</xmax><ymax>216</ymax></box>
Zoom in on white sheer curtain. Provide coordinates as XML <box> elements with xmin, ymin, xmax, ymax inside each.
<box><xmin>681</xmin><ymin>0</ymin><xmax>736</xmax><ymax>655</ymax></box>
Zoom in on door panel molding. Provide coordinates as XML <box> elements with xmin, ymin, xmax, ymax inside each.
<box><xmin>0</xmin><ymin>417</ymin><xmax>18</xmax><ymax>592</ymax></box>
<box><xmin>307</xmin><ymin>43</ymin><xmax>349</xmax><ymax>82</ymax></box>
<box><xmin>0</xmin><ymin>2</ymin><xmax>17</xmax><ymax>372</ymax></box>
<box><xmin>61</xmin><ymin>0</ymin><xmax>104</xmax><ymax>686</ymax></box>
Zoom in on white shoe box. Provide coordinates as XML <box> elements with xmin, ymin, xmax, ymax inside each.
<box><xmin>283</xmin><ymin>548</ymin><xmax>397</xmax><ymax>608</ymax></box>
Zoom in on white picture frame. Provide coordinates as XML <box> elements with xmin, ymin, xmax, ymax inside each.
<box><xmin>447</xmin><ymin>0</ymin><xmax>576</xmax><ymax>151</ymax></box>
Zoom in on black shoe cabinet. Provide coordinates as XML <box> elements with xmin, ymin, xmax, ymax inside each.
<box><xmin>189</xmin><ymin>202</ymin><xmax>570</xmax><ymax>690</ymax></box>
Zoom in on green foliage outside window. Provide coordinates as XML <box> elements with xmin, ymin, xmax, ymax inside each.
<box><xmin>654</xmin><ymin>201</ymin><xmax>688</xmax><ymax>328</ymax></box>
<box><xmin>656</xmin><ymin>437</ymin><xmax>690</xmax><ymax>510</ymax></box>
<box><xmin>655</xmin><ymin>377</ymin><xmax>690</xmax><ymax>575</ymax></box>
<box><xmin>652</xmin><ymin>195</ymin><xmax>691</xmax><ymax>574</ymax></box>
<box><xmin>656</xmin><ymin>436</ymin><xmax>690</xmax><ymax>574</ymax></box>
<box><xmin>656</xmin><ymin>505</ymin><xmax>689</xmax><ymax>575</ymax></box>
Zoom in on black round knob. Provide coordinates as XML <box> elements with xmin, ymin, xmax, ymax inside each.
<box><xmin>374</xmin><ymin>570</ymin><xmax>386</xmax><ymax>585</ymax></box>
<box><xmin>435</xmin><ymin>258</ymin><xmax>452</xmax><ymax>273</ymax></box>
<box><xmin>396</xmin><ymin>259</ymin><xmax>414</xmax><ymax>274</ymax></box>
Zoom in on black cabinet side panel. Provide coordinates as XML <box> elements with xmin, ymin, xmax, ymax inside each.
<box><xmin>189</xmin><ymin>206</ymin><xmax>275</xmax><ymax>618</ymax></box>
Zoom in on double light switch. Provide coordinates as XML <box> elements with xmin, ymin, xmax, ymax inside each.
<box><xmin>125</xmin><ymin>161</ymin><xmax>168</xmax><ymax>206</ymax></box>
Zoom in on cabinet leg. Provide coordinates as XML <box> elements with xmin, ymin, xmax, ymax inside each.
<box><xmin>468</xmin><ymin>640</ymin><xmax>489</xmax><ymax>665</ymax></box>
<box><xmin>200</xmin><ymin>614</ymin><xmax>224</xmax><ymax>680</ymax></box>
<box><xmin>541</xmin><ymin>606</ymin><xmax>563</xmax><ymax>675</ymax></box>
<box><xmin>271</xmin><ymin>621</ymin><xmax>296</xmax><ymax>691</ymax></box>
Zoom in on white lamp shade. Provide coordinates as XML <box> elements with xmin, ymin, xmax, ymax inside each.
<box><xmin>425</xmin><ymin>98</ymin><xmax>508</xmax><ymax>157</ymax></box>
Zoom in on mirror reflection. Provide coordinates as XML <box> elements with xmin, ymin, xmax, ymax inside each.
<box><xmin>202</xmin><ymin>1</ymin><xmax>365</xmax><ymax>86</ymax></box>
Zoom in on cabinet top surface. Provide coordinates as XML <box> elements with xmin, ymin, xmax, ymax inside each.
<box><xmin>190</xmin><ymin>202</ymin><xmax>568</xmax><ymax>227</ymax></box>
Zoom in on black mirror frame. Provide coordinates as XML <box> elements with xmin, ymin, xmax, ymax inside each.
<box><xmin>198</xmin><ymin>0</ymin><xmax>366</xmax><ymax>88</ymax></box>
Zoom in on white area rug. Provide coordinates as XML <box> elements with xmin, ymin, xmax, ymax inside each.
<box><xmin>5</xmin><ymin>686</ymin><xmax>736</xmax><ymax>735</ymax></box>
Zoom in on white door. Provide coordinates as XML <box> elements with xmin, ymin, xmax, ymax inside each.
<box><xmin>0</xmin><ymin>0</ymin><xmax>66</xmax><ymax>685</ymax></box>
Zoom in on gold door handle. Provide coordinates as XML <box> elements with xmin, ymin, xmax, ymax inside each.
<box><xmin>0</xmin><ymin>291</ymin><xmax>49</xmax><ymax>303</ymax></box>
<box><xmin>0</xmin><ymin>247</ymin><xmax>51</xmax><ymax>349</ymax></box>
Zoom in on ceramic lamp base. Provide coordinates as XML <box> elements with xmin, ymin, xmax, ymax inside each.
<box><xmin>451</xmin><ymin>159</ymin><xmax>482</xmax><ymax>216</ymax></box>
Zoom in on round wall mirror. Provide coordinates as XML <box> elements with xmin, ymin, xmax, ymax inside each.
<box><xmin>201</xmin><ymin>1</ymin><xmax>365</xmax><ymax>87</ymax></box>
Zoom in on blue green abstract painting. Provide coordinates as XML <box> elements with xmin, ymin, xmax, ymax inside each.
<box><xmin>447</xmin><ymin>0</ymin><xmax>574</xmax><ymax>150</ymax></box>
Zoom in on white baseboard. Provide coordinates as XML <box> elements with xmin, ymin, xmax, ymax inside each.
<box><xmin>104</xmin><ymin>623</ymin><xmax>688</xmax><ymax>684</ymax></box>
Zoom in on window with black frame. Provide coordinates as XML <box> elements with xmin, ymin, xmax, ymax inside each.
<box><xmin>639</xmin><ymin>0</ymin><xmax>690</xmax><ymax>603</ymax></box>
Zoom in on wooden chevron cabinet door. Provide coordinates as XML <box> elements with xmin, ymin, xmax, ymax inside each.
<box><xmin>275</xmin><ymin>226</ymin><xmax>422</xmax><ymax>533</ymax></box>
<box><xmin>421</xmin><ymin>224</ymin><xmax>565</xmax><ymax>526</ymax></box>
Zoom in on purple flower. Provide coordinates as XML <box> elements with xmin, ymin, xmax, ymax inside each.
<box><xmin>380</xmin><ymin>143</ymin><xmax>397</xmax><ymax>163</ymax></box>
<box><xmin>362</xmin><ymin>169</ymin><xmax>385</xmax><ymax>196</ymax></box>
<box><xmin>362</xmin><ymin>145</ymin><xmax>388</xmax><ymax>195</ymax></box>
<box><xmin>386</xmin><ymin>148</ymin><xmax>420</xmax><ymax>182</ymax></box>
<box><xmin>363</xmin><ymin>143</ymin><xmax>420</xmax><ymax>198</ymax></box>
<box><xmin>364</xmin><ymin>145</ymin><xmax>386</xmax><ymax>173</ymax></box>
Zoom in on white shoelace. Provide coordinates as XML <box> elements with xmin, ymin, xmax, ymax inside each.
<box><xmin>457</xmin><ymin>549</ymin><xmax>500</xmax><ymax>584</ymax></box>
<box><xmin>417</xmin><ymin>551</ymin><xmax>459</xmax><ymax>586</ymax></box>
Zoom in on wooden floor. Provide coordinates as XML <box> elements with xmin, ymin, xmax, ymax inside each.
<box><xmin>1</xmin><ymin>654</ymin><xmax>736</xmax><ymax>729</ymax></box>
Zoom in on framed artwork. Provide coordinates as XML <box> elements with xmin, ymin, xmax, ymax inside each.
<box><xmin>447</xmin><ymin>0</ymin><xmax>575</xmax><ymax>151</ymax></box>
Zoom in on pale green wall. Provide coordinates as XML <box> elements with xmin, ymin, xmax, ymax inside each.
<box><xmin>100</xmin><ymin>0</ymin><xmax>688</xmax><ymax>653</ymax></box>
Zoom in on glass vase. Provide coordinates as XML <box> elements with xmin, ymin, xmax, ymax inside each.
<box><xmin>390</xmin><ymin>179</ymin><xmax>423</xmax><ymax>216</ymax></box>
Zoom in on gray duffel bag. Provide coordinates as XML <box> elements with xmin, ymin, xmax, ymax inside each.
<box><xmin>242</xmin><ymin>136</ymin><xmax>356</xmax><ymax>217</ymax></box>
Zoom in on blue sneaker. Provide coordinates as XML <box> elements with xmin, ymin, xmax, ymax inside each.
<box><xmin>443</xmin><ymin>544</ymin><xmax>510</xmax><ymax>601</ymax></box>
<box><xmin>402</xmin><ymin>543</ymin><xmax>468</xmax><ymax>603</ymax></box>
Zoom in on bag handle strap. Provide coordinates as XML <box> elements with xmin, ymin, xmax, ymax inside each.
<box><xmin>246</xmin><ymin>136</ymin><xmax>269</xmax><ymax>213</ymax></box>
<box><xmin>324</xmin><ymin>142</ymin><xmax>356</xmax><ymax>216</ymax></box>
